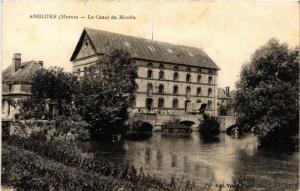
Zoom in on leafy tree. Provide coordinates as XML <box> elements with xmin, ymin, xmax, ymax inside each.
<box><xmin>199</xmin><ymin>113</ymin><xmax>220</xmax><ymax>137</ymax></box>
<box><xmin>234</xmin><ymin>39</ymin><xmax>299</xmax><ymax>148</ymax></box>
<box><xmin>74</xmin><ymin>49</ymin><xmax>137</xmax><ymax>138</ymax></box>
<box><xmin>19</xmin><ymin>67</ymin><xmax>78</xmax><ymax>119</ymax></box>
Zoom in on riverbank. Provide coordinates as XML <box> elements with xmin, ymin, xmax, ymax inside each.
<box><xmin>79</xmin><ymin>132</ymin><xmax>299</xmax><ymax>190</ymax></box>
<box><xmin>2</xmin><ymin>134</ymin><xmax>194</xmax><ymax>191</ymax></box>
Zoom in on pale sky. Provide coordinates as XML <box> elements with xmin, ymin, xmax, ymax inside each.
<box><xmin>2</xmin><ymin>1</ymin><xmax>299</xmax><ymax>89</ymax></box>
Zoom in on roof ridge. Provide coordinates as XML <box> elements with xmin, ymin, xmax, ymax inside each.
<box><xmin>84</xmin><ymin>27</ymin><xmax>204</xmax><ymax>51</ymax></box>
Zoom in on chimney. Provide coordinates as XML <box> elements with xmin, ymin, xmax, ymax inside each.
<box><xmin>38</xmin><ymin>61</ymin><xmax>43</xmax><ymax>67</ymax></box>
<box><xmin>225</xmin><ymin>86</ymin><xmax>230</xmax><ymax>97</ymax></box>
<box><xmin>12</xmin><ymin>53</ymin><xmax>21</xmax><ymax>73</ymax></box>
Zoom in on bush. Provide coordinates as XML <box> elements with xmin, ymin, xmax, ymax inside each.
<box><xmin>2</xmin><ymin>143</ymin><xmax>147</xmax><ymax>191</ymax></box>
<box><xmin>52</xmin><ymin>115</ymin><xmax>91</xmax><ymax>141</ymax></box>
<box><xmin>9</xmin><ymin>117</ymin><xmax>91</xmax><ymax>141</ymax></box>
<box><xmin>234</xmin><ymin>39</ymin><xmax>299</xmax><ymax>147</ymax></box>
<box><xmin>4</xmin><ymin>135</ymin><xmax>193</xmax><ymax>190</ymax></box>
<box><xmin>199</xmin><ymin>114</ymin><xmax>220</xmax><ymax>137</ymax></box>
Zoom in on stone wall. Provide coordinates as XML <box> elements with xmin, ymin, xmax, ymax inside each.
<box><xmin>218</xmin><ymin>116</ymin><xmax>237</xmax><ymax>132</ymax></box>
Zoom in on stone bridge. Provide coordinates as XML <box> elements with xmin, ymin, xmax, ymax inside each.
<box><xmin>130</xmin><ymin>113</ymin><xmax>237</xmax><ymax>131</ymax></box>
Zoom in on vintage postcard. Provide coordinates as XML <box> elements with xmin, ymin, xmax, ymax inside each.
<box><xmin>1</xmin><ymin>1</ymin><xmax>299</xmax><ymax>190</ymax></box>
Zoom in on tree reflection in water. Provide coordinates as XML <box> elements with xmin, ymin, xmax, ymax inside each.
<box><xmin>78</xmin><ymin>132</ymin><xmax>299</xmax><ymax>190</ymax></box>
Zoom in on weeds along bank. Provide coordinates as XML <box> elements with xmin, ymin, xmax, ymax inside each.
<box><xmin>6</xmin><ymin>116</ymin><xmax>91</xmax><ymax>141</ymax></box>
<box><xmin>2</xmin><ymin>130</ymin><xmax>194</xmax><ymax>191</ymax></box>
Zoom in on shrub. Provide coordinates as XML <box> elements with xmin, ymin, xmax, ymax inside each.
<box><xmin>4</xmin><ymin>135</ymin><xmax>193</xmax><ymax>190</ymax></box>
<box><xmin>199</xmin><ymin>114</ymin><xmax>220</xmax><ymax>137</ymax></box>
<box><xmin>2</xmin><ymin>143</ymin><xmax>146</xmax><ymax>191</ymax></box>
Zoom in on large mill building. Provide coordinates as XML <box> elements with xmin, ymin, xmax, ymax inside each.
<box><xmin>70</xmin><ymin>28</ymin><xmax>220</xmax><ymax>125</ymax></box>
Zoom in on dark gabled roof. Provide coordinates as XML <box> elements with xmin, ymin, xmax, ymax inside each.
<box><xmin>2</xmin><ymin>61</ymin><xmax>43</xmax><ymax>83</ymax></box>
<box><xmin>70</xmin><ymin>28</ymin><xmax>220</xmax><ymax>70</ymax></box>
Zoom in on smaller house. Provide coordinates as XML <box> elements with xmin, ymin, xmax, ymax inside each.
<box><xmin>217</xmin><ymin>86</ymin><xmax>235</xmax><ymax>116</ymax></box>
<box><xmin>2</xmin><ymin>53</ymin><xmax>43</xmax><ymax>119</ymax></box>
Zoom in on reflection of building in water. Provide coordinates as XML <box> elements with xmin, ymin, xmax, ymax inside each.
<box><xmin>156</xmin><ymin>149</ymin><xmax>163</xmax><ymax>170</ymax></box>
<box><xmin>70</xmin><ymin>28</ymin><xmax>220</xmax><ymax>127</ymax></box>
<box><xmin>171</xmin><ymin>154</ymin><xmax>177</xmax><ymax>168</ymax></box>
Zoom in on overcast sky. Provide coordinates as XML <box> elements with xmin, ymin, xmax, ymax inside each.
<box><xmin>2</xmin><ymin>1</ymin><xmax>299</xmax><ymax>89</ymax></box>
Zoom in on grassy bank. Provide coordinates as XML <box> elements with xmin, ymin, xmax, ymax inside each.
<box><xmin>2</xmin><ymin>135</ymin><xmax>194</xmax><ymax>190</ymax></box>
<box><xmin>2</xmin><ymin>143</ymin><xmax>146</xmax><ymax>191</ymax></box>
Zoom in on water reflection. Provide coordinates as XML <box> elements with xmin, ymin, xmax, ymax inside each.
<box><xmin>79</xmin><ymin>132</ymin><xmax>299</xmax><ymax>190</ymax></box>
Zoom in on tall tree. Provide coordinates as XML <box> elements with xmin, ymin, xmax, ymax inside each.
<box><xmin>75</xmin><ymin>49</ymin><xmax>137</xmax><ymax>138</ymax></box>
<box><xmin>20</xmin><ymin>67</ymin><xmax>78</xmax><ymax>119</ymax></box>
<box><xmin>234</xmin><ymin>39</ymin><xmax>299</xmax><ymax>148</ymax></box>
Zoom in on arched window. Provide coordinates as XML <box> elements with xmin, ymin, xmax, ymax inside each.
<box><xmin>159</xmin><ymin>70</ymin><xmax>164</xmax><ymax>80</ymax></box>
<box><xmin>158</xmin><ymin>98</ymin><xmax>164</xmax><ymax>108</ymax></box>
<box><xmin>173</xmin><ymin>85</ymin><xmax>178</xmax><ymax>95</ymax></box>
<box><xmin>208</xmin><ymin>76</ymin><xmax>213</xmax><ymax>84</ymax></box>
<box><xmin>207</xmin><ymin>100</ymin><xmax>212</xmax><ymax>109</ymax></box>
<box><xmin>158</xmin><ymin>84</ymin><xmax>164</xmax><ymax>94</ymax></box>
<box><xmin>186</xmin><ymin>73</ymin><xmax>191</xmax><ymax>82</ymax></box>
<box><xmin>158</xmin><ymin>64</ymin><xmax>164</xmax><ymax>79</ymax></box>
<box><xmin>147</xmin><ymin>69</ymin><xmax>153</xmax><ymax>79</ymax></box>
<box><xmin>186</xmin><ymin>86</ymin><xmax>191</xmax><ymax>97</ymax></box>
<box><xmin>208</xmin><ymin>88</ymin><xmax>212</xmax><ymax>97</ymax></box>
<box><xmin>173</xmin><ymin>72</ymin><xmax>179</xmax><ymax>81</ymax></box>
<box><xmin>146</xmin><ymin>98</ymin><xmax>153</xmax><ymax>111</ymax></box>
<box><xmin>147</xmin><ymin>83</ymin><xmax>153</xmax><ymax>96</ymax></box>
<box><xmin>197</xmin><ymin>75</ymin><xmax>202</xmax><ymax>83</ymax></box>
<box><xmin>172</xmin><ymin>99</ymin><xmax>178</xmax><ymax>109</ymax></box>
<box><xmin>197</xmin><ymin>87</ymin><xmax>202</xmax><ymax>96</ymax></box>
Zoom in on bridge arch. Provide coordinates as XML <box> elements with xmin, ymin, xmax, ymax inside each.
<box><xmin>132</xmin><ymin>120</ymin><xmax>153</xmax><ymax>131</ymax></box>
<box><xmin>179</xmin><ymin>120</ymin><xmax>195</xmax><ymax>127</ymax></box>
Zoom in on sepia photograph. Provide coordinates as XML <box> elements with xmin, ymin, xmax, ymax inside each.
<box><xmin>1</xmin><ymin>1</ymin><xmax>299</xmax><ymax>190</ymax></box>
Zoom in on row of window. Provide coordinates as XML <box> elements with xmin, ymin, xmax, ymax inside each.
<box><xmin>146</xmin><ymin>84</ymin><xmax>213</xmax><ymax>97</ymax></box>
<box><xmin>145</xmin><ymin>98</ymin><xmax>213</xmax><ymax>110</ymax></box>
<box><xmin>147</xmin><ymin>63</ymin><xmax>214</xmax><ymax>74</ymax></box>
<box><xmin>147</xmin><ymin>69</ymin><xmax>213</xmax><ymax>83</ymax></box>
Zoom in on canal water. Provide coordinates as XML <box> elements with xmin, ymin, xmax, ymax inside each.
<box><xmin>79</xmin><ymin>132</ymin><xmax>299</xmax><ymax>190</ymax></box>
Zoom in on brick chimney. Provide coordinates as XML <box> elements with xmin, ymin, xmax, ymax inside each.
<box><xmin>225</xmin><ymin>86</ymin><xmax>230</xmax><ymax>97</ymax></box>
<box><xmin>12</xmin><ymin>53</ymin><xmax>21</xmax><ymax>73</ymax></box>
<box><xmin>38</xmin><ymin>61</ymin><xmax>43</xmax><ymax>67</ymax></box>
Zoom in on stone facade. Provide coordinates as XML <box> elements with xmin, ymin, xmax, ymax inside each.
<box><xmin>132</xmin><ymin>60</ymin><xmax>218</xmax><ymax>116</ymax></box>
<box><xmin>2</xmin><ymin>53</ymin><xmax>43</xmax><ymax>119</ymax></box>
<box><xmin>71</xmin><ymin>28</ymin><xmax>220</xmax><ymax>127</ymax></box>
